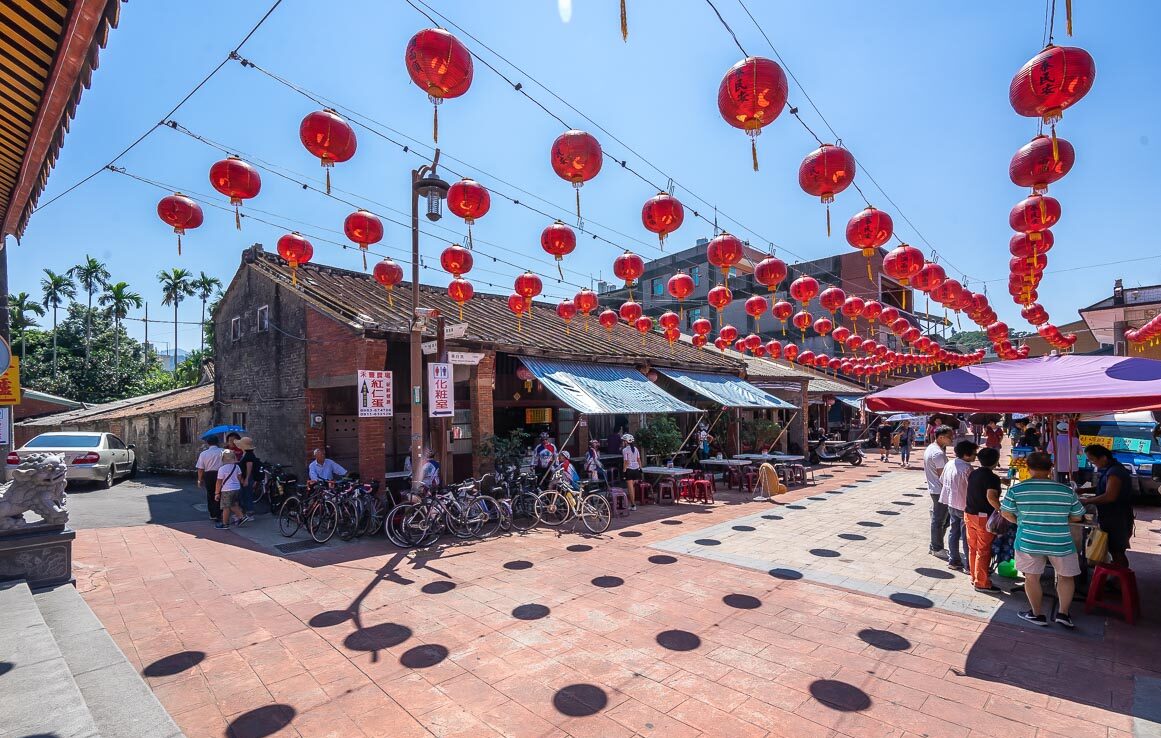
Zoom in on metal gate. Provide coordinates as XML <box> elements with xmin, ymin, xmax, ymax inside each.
<box><xmin>325</xmin><ymin>415</ymin><xmax>359</xmax><ymax>474</ymax></box>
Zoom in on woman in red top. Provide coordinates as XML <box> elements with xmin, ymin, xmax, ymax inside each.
<box><xmin>983</xmin><ymin>421</ymin><xmax>1004</xmax><ymax>450</ymax></box>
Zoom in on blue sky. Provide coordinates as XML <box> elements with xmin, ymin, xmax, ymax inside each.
<box><xmin>8</xmin><ymin>0</ymin><xmax>1160</xmax><ymax>355</ymax></box>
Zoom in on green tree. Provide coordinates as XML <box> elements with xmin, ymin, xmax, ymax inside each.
<box><xmin>174</xmin><ymin>348</ymin><xmax>208</xmax><ymax>385</ymax></box>
<box><xmin>158</xmin><ymin>268</ymin><xmax>194</xmax><ymax>374</ymax></box>
<box><xmin>68</xmin><ymin>254</ymin><xmax>110</xmax><ymax>364</ymax></box>
<box><xmin>39</xmin><ymin>269</ymin><xmax>75</xmax><ymax>378</ymax></box>
<box><xmin>8</xmin><ymin>291</ymin><xmax>45</xmax><ymax>362</ymax></box>
<box><xmin>98</xmin><ymin>281</ymin><xmax>143</xmax><ymax>370</ymax></box>
<box><xmin>635</xmin><ymin>416</ymin><xmax>683</xmax><ymax>461</ymax></box>
<box><xmin>191</xmin><ymin>272</ymin><xmax>222</xmax><ymax>354</ymax></box>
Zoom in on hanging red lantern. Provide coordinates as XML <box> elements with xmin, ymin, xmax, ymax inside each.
<box><xmin>209</xmin><ymin>156</ymin><xmax>261</xmax><ymax>229</ymax></box>
<box><xmin>619</xmin><ymin>300</ymin><xmax>643</xmax><ymax>324</ymax></box>
<box><xmin>791</xmin><ymin>310</ymin><xmax>813</xmax><ymax>337</ymax></box>
<box><xmin>814</xmin><ymin>353</ymin><xmax>831</xmax><ymax>370</ymax></box>
<box><xmin>789</xmin><ymin>275</ymin><xmax>820</xmax><ymax>305</ymax></box>
<box><xmin>840</xmin><ymin>296</ymin><xmax>865</xmax><ymax>329</ymax></box>
<box><xmin>861</xmin><ymin>300</ymin><xmax>883</xmax><ymax>325</ymax></box>
<box><xmin>551</xmin><ymin>129</ymin><xmax>602</xmax><ymax>221</ymax></box>
<box><xmin>1010</xmin><ymin>45</ymin><xmax>1096</xmax><ymax>124</ymax></box>
<box><xmin>987</xmin><ymin>322</ymin><xmax>1010</xmax><ymax>344</ymax></box>
<box><xmin>541</xmin><ymin>220</ymin><xmax>577</xmax><ymax>278</ymax></box>
<box><xmin>634</xmin><ymin>316</ymin><xmax>654</xmax><ymax>343</ymax></box>
<box><xmin>447</xmin><ymin>178</ymin><xmax>490</xmax><ymax>248</ymax></box>
<box><xmin>901</xmin><ymin>326</ymin><xmax>921</xmax><ymax>345</ymax></box>
<box><xmin>1010</xmin><ymin>135</ymin><xmax>1075</xmax><ymax>193</ymax></box>
<box><xmin>692</xmin><ymin>318</ymin><xmax>713</xmax><ymax>336</ymax></box>
<box><xmin>692</xmin><ymin>334</ymin><xmax>708</xmax><ymax>349</ymax></box>
<box><xmin>845</xmin><ymin>206</ymin><xmax>893</xmax><ymax>279</ymax></box>
<box><xmin>765</xmin><ymin>339</ymin><xmax>782</xmax><ymax>359</ymax></box>
<box><xmin>706</xmin><ymin>233</ymin><xmax>745</xmax><ymax>271</ymax></box>
<box><xmin>440</xmin><ymin>244</ymin><xmax>473</xmax><ymax>278</ymax></box>
<box><xmin>667</xmin><ymin>272</ymin><xmax>695</xmax><ymax>318</ymax></box>
<box><xmin>860</xmin><ymin>339</ymin><xmax>879</xmax><ymax>355</ymax></box>
<box><xmin>797</xmin><ymin>350</ymin><xmax>816</xmax><ymax>366</ymax></box>
<box><xmin>369</xmin><ymin>255</ymin><xmax>404</xmax><ymax>303</ymax></box>
<box><xmin>598</xmin><ymin>308</ymin><xmax>618</xmax><ymax>332</ymax></box>
<box><xmin>1009</xmin><ymin>194</ymin><xmax>1061</xmax><ymax>235</ymax></box>
<box><xmin>783</xmin><ymin>343</ymin><xmax>799</xmax><ymax>362</ymax></box>
<box><xmin>719</xmin><ymin>324</ymin><xmax>739</xmax><ymax>344</ymax></box>
<box><xmin>508</xmin><ymin>293</ymin><xmax>530</xmax><ymax>332</ymax></box>
<box><xmin>771</xmin><ymin>300</ymin><xmax>793</xmax><ymax>335</ymax></box>
<box><xmin>556</xmin><ymin>298</ymin><xmax>578</xmax><ymax>334</ymax></box>
<box><xmin>299</xmin><ymin>109</ymin><xmax>356</xmax><ymax>194</ymax></box>
<box><xmin>734</xmin><ymin>338</ymin><xmax>748</xmax><ymax>354</ymax></box>
<box><xmin>447</xmin><ymin>277</ymin><xmax>474</xmax><ymax>320</ymax></box>
<box><xmin>878</xmin><ymin>305</ymin><xmax>900</xmax><ymax>327</ymax></box>
<box><xmin>1010</xmin><ymin>230</ymin><xmax>1054</xmax><ymax>267</ymax></box>
<box><xmin>714</xmin><ymin>337</ymin><xmax>728</xmax><ymax>351</ymax></box>
<box><xmin>404</xmin><ymin>28</ymin><xmax>474</xmax><ymax>143</ymax></box>
<box><xmin>514</xmin><ymin>272</ymin><xmax>543</xmax><ymax>315</ymax></box>
<box><xmin>707</xmin><ymin>284</ymin><xmax>733</xmax><ymax>320</ymax></box>
<box><xmin>818</xmin><ymin>287</ymin><xmax>846</xmax><ymax>315</ymax></box>
<box><xmin>881</xmin><ymin>244</ymin><xmax>924</xmax><ymax>309</ymax></box>
<box><xmin>659</xmin><ymin>311</ymin><xmax>680</xmax><ymax>333</ymax></box>
<box><xmin>641</xmin><ymin>192</ymin><xmax>685</xmax><ymax>248</ymax></box>
<box><xmin>277</xmin><ymin>232</ymin><xmax>313</xmax><ymax>286</ymax></box>
<box><xmin>798</xmin><ymin>144</ymin><xmax>856</xmax><ymax>235</ymax></box>
<box><xmin>372</xmin><ymin>257</ymin><xmax>404</xmax><ymax>307</ymax></box>
<box><xmin>613</xmin><ymin>251</ymin><xmax>645</xmax><ymax>298</ymax></box>
<box><xmin>744</xmin><ymin>295</ymin><xmax>768</xmax><ymax>329</ymax></box>
<box><xmin>156</xmin><ymin>193</ymin><xmax>203</xmax><ymax>255</ymax></box>
<box><xmin>911</xmin><ymin>263</ymin><xmax>946</xmax><ymax>294</ymax></box>
<box><xmin>889</xmin><ymin>317</ymin><xmax>911</xmax><ymax>337</ymax></box>
<box><xmin>754</xmin><ymin>255</ymin><xmax>788</xmax><ymax>292</ymax></box>
<box><xmin>575</xmin><ymin>288</ymin><xmax>599</xmax><ymax>331</ymax></box>
<box><xmin>813</xmin><ymin>317</ymin><xmax>833</xmax><ymax>336</ymax></box>
<box><xmin>744</xmin><ymin>333</ymin><xmax>763</xmax><ymax>352</ymax></box>
<box><xmin>343</xmin><ymin>210</ymin><xmax>384</xmax><ymax>269</ymax></box>
<box><xmin>717</xmin><ymin>56</ymin><xmax>788</xmax><ymax>170</ymax></box>
<box><xmin>831</xmin><ymin>325</ymin><xmax>851</xmax><ymax>349</ymax></box>
<box><xmin>1021</xmin><ymin>303</ymin><xmax>1050</xmax><ymax>326</ymax></box>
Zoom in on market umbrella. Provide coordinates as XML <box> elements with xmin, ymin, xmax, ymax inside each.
<box><xmin>967</xmin><ymin>412</ymin><xmax>1002</xmax><ymax>424</ymax></box>
<box><xmin>866</xmin><ymin>356</ymin><xmax>1161</xmax><ymax>414</ymax></box>
<box><xmin>201</xmin><ymin>424</ymin><xmax>245</xmax><ymax>440</ymax></box>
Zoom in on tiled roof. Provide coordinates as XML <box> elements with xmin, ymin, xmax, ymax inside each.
<box><xmin>23</xmin><ymin>389</ymin><xmax>82</xmax><ymax>408</ymax></box>
<box><xmin>249</xmin><ymin>249</ymin><xmax>746</xmax><ymax>373</ymax></box>
<box><xmin>17</xmin><ymin>383</ymin><xmax>211</xmax><ymax>427</ymax></box>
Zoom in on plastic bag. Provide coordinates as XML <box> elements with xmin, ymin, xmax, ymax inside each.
<box><xmin>1085</xmin><ymin>529</ymin><xmax>1109</xmax><ymax>565</ymax></box>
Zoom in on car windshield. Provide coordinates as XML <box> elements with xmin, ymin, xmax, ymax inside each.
<box><xmin>25</xmin><ymin>434</ymin><xmax>101</xmax><ymax>449</ymax></box>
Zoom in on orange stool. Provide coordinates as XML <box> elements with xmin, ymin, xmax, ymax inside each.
<box><xmin>1085</xmin><ymin>563</ymin><xmax>1141</xmax><ymax>624</ymax></box>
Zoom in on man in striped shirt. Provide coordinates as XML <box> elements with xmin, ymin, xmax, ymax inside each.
<box><xmin>1001</xmin><ymin>451</ymin><xmax>1085</xmax><ymax>628</ymax></box>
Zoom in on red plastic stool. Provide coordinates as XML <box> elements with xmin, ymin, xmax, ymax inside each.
<box><xmin>636</xmin><ymin>481</ymin><xmax>654</xmax><ymax>505</ymax></box>
<box><xmin>742</xmin><ymin>469</ymin><xmax>759</xmax><ymax>494</ymax></box>
<box><xmin>1085</xmin><ymin>564</ymin><xmax>1141</xmax><ymax>624</ymax></box>
<box><xmin>676</xmin><ymin>478</ymin><xmax>694</xmax><ymax>501</ymax></box>
<box><xmin>725</xmin><ymin>467</ymin><xmax>742</xmax><ymax>490</ymax></box>
<box><xmin>693</xmin><ymin>479</ymin><xmax>714</xmax><ymax>503</ymax></box>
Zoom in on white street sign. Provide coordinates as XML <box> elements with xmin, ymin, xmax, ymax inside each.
<box><xmin>448</xmin><ymin>351</ymin><xmax>484</xmax><ymax>365</ymax></box>
<box><xmin>428</xmin><ymin>363</ymin><xmax>454</xmax><ymax>418</ymax></box>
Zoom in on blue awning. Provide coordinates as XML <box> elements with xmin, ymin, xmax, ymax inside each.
<box><xmin>519</xmin><ymin>357</ymin><xmax>699</xmax><ymax>415</ymax></box>
<box><xmin>657</xmin><ymin>368</ymin><xmax>796</xmax><ymax>409</ymax></box>
<box><xmin>836</xmin><ymin>395</ymin><xmax>866</xmax><ymax>411</ymax></box>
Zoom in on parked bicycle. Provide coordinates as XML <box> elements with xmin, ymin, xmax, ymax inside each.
<box><xmin>534</xmin><ymin>469</ymin><xmax>612</xmax><ymax>534</ymax></box>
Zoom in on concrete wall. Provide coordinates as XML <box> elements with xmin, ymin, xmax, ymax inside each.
<box><xmin>121</xmin><ymin>406</ymin><xmax>214</xmax><ymax>471</ymax></box>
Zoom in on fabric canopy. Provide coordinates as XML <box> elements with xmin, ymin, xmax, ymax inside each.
<box><xmin>865</xmin><ymin>356</ymin><xmax>1161</xmax><ymax>414</ymax></box>
<box><xmin>835</xmin><ymin>395</ymin><xmax>866</xmax><ymax>411</ymax></box>
<box><xmin>519</xmin><ymin>357</ymin><xmax>698</xmax><ymax>415</ymax></box>
<box><xmin>657</xmin><ymin>368</ymin><xmax>795</xmax><ymax>409</ymax></box>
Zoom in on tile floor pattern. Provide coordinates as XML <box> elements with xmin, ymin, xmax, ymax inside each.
<box><xmin>71</xmin><ymin>460</ymin><xmax>1161</xmax><ymax>738</ymax></box>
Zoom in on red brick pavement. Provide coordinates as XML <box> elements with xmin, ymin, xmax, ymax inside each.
<box><xmin>73</xmin><ymin>459</ymin><xmax>1161</xmax><ymax>738</ymax></box>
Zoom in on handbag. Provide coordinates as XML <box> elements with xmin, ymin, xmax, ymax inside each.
<box><xmin>1085</xmin><ymin>529</ymin><xmax>1109</xmax><ymax>565</ymax></box>
<box><xmin>985</xmin><ymin>509</ymin><xmax>1010</xmax><ymax>536</ymax></box>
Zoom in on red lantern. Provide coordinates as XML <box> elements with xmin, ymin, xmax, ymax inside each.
<box><xmin>372</xmin><ymin>257</ymin><xmax>403</xmax><ymax>307</ymax></box>
<box><xmin>813</xmin><ymin>317</ymin><xmax>833</xmax><ymax>336</ymax></box>
<box><xmin>508</xmin><ymin>293</ymin><xmax>530</xmax><ymax>332</ymax></box>
<box><xmin>613</xmin><ymin>251</ymin><xmax>645</xmax><ymax>297</ymax></box>
<box><xmin>987</xmin><ymin>322</ymin><xmax>1009</xmax><ymax>344</ymax></box>
<box><xmin>882</xmin><ymin>244</ymin><xmax>924</xmax><ymax>309</ymax></box>
<box><xmin>641</xmin><ymin>192</ymin><xmax>684</xmax><ymax>248</ymax></box>
<box><xmin>735</xmin><ymin>339</ymin><xmax>748</xmax><ymax>354</ymax></box>
<box><xmin>765</xmin><ymin>340</ymin><xmax>782</xmax><ymax>359</ymax></box>
<box><xmin>706</xmin><ymin>233</ymin><xmax>745</xmax><ymax>270</ymax></box>
<box><xmin>791</xmin><ymin>310</ymin><xmax>813</xmax><ymax>336</ymax></box>
<box><xmin>514</xmin><ymin>272</ymin><xmax>543</xmax><ymax>314</ymax></box>
<box><xmin>932</xmin><ymin>278</ymin><xmax>963</xmax><ymax>307</ymax></box>
<box><xmin>845</xmin><ymin>206</ymin><xmax>893</xmax><ymax>279</ymax></box>
<box><xmin>659</xmin><ymin>312</ymin><xmax>680</xmax><ymax>340</ymax></box>
<box><xmin>343</xmin><ymin>210</ymin><xmax>384</xmax><ymax>269</ymax></box>
<box><xmin>692</xmin><ymin>318</ymin><xmax>712</xmax><ymax>336</ymax></box>
<box><xmin>1010</xmin><ymin>45</ymin><xmax>1096</xmax><ymax>124</ymax></box>
<box><xmin>754</xmin><ymin>256</ymin><xmax>788</xmax><ymax>292</ymax></box>
<box><xmin>299</xmin><ymin>109</ymin><xmax>356</xmax><ymax>194</ymax></box>
<box><xmin>901</xmin><ymin>327</ymin><xmax>921</xmax><ymax>345</ymax></box>
<box><xmin>597</xmin><ymin>309</ymin><xmax>618</xmax><ymax>333</ymax></box>
<box><xmin>575</xmin><ymin>288</ymin><xmax>598</xmax><ymax>331</ymax></box>
<box><xmin>814</xmin><ymin>353</ymin><xmax>831</xmax><ymax>370</ymax></box>
<box><xmin>798</xmin><ymin>144</ymin><xmax>856</xmax><ymax>235</ymax></box>
<box><xmin>783</xmin><ymin>344</ymin><xmax>799</xmax><ymax>362</ymax></box>
<box><xmin>912</xmin><ymin>262</ymin><xmax>946</xmax><ymax>293</ymax></box>
<box><xmin>841</xmin><ymin>296</ymin><xmax>865</xmax><ymax>327</ymax></box>
<box><xmin>556</xmin><ymin>298</ymin><xmax>578</xmax><ymax>334</ymax></box>
<box><xmin>771</xmin><ymin>300</ymin><xmax>793</xmax><ymax>335</ymax></box>
<box><xmin>438</xmin><ymin>244</ymin><xmax>472</xmax><ymax>279</ymax></box>
<box><xmin>404</xmin><ymin>28</ymin><xmax>474</xmax><ymax>142</ymax></box>
<box><xmin>551</xmin><ymin>130</ymin><xmax>602</xmax><ymax>220</ymax></box>
<box><xmin>667</xmin><ymin>272</ymin><xmax>696</xmax><ymax>317</ymax></box>
<box><xmin>634</xmin><ymin>316</ymin><xmax>654</xmax><ymax>342</ymax></box>
<box><xmin>209</xmin><ymin>156</ymin><xmax>261</xmax><ymax>229</ymax></box>
<box><xmin>1010</xmin><ymin>135</ymin><xmax>1075</xmax><ymax>193</ymax></box>
<box><xmin>707</xmin><ymin>284</ymin><xmax>733</xmax><ymax>319</ymax></box>
<box><xmin>692</xmin><ymin>334</ymin><xmax>708</xmax><ymax>349</ymax></box>
<box><xmin>744</xmin><ymin>334</ymin><xmax>762</xmax><ymax>352</ymax></box>
<box><xmin>818</xmin><ymin>287</ymin><xmax>846</xmax><ymax>315</ymax></box>
<box><xmin>744</xmin><ymin>294</ymin><xmax>768</xmax><ymax>329</ymax></box>
<box><xmin>447</xmin><ymin>178</ymin><xmax>490</xmax><ymax>248</ymax></box>
<box><xmin>797</xmin><ymin>350</ymin><xmax>816</xmax><ymax>366</ymax></box>
<box><xmin>831</xmin><ymin>325</ymin><xmax>851</xmax><ymax>349</ymax></box>
<box><xmin>861</xmin><ymin>300</ymin><xmax>883</xmax><ymax>325</ymax></box>
<box><xmin>861</xmin><ymin>339</ymin><xmax>878</xmax><ymax>354</ymax></box>
<box><xmin>714</xmin><ymin>337</ymin><xmax>728</xmax><ymax>351</ymax></box>
<box><xmin>1021</xmin><ymin>303</ymin><xmax>1050</xmax><ymax>326</ymax></box>
<box><xmin>1010</xmin><ymin>231</ymin><xmax>1054</xmax><ymax>266</ymax></box>
<box><xmin>789</xmin><ymin>275</ymin><xmax>820</xmax><ymax>305</ymax></box>
<box><xmin>619</xmin><ymin>301</ymin><xmax>643</xmax><ymax>324</ymax></box>
<box><xmin>277</xmin><ymin>232</ymin><xmax>313</xmax><ymax>286</ymax></box>
<box><xmin>1009</xmin><ymin>194</ymin><xmax>1061</xmax><ymax>235</ymax></box>
<box><xmin>717</xmin><ymin>56</ymin><xmax>788</xmax><ymax>170</ymax></box>
<box><xmin>541</xmin><ymin>220</ymin><xmax>577</xmax><ymax>278</ymax></box>
<box><xmin>719</xmin><ymin>324</ymin><xmax>739</xmax><ymax>344</ymax></box>
<box><xmin>156</xmin><ymin>193</ymin><xmax>203</xmax><ymax>255</ymax></box>
<box><xmin>447</xmin><ymin>277</ymin><xmax>474</xmax><ymax>320</ymax></box>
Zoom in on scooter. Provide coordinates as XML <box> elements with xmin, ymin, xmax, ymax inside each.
<box><xmin>807</xmin><ymin>438</ymin><xmax>865</xmax><ymax>466</ymax></box>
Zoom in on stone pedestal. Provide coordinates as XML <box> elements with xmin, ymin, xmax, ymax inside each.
<box><xmin>0</xmin><ymin>526</ymin><xmax>74</xmax><ymax>590</ymax></box>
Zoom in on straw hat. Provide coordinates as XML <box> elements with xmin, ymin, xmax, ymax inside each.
<box><xmin>236</xmin><ymin>436</ymin><xmax>255</xmax><ymax>451</ymax></box>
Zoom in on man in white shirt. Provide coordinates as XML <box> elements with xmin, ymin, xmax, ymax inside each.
<box><xmin>939</xmin><ymin>440</ymin><xmax>979</xmax><ymax>571</ymax></box>
<box><xmin>308</xmin><ymin>448</ymin><xmax>348</xmax><ymax>482</ymax></box>
<box><xmin>923</xmin><ymin>425</ymin><xmax>954</xmax><ymax>556</ymax></box>
<box><xmin>196</xmin><ymin>437</ymin><xmax>224</xmax><ymax>522</ymax></box>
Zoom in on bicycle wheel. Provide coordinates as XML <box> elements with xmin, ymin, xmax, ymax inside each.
<box><xmin>509</xmin><ymin>492</ymin><xmax>538</xmax><ymax>532</ymax></box>
<box><xmin>445</xmin><ymin>502</ymin><xmax>476</xmax><ymax>539</ymax></box>
<box><xmin>308</xmin><ymin>498</ymin><xmax>339</xmax><ymax>543</ymax></box>
<box><xmin>579</xmin><ymin>494</ymin><xmax>612</xmax><ymax>534</ymax></box>
<box><xmin>496</xmin><ymin>499</ymin><xmax>513</xmax><ymax>532</ymax></box>
<box><xmin>364</xmin><ymin>496</ymin><xmax>386</xmax><ymax>536</ymax></box>
<box><xmin>337</xmin><ymin>498</ymin><xmax>361</xmax><ymax>541</ymax></box>
<box><xmin>385</xmin><ymin>503</ymin><xmax>416</xmax><ymax>548</ymax></box>
<box><xmin>534</xmin><ymin>491</ymin><xmax>570</xmax><ymax>526</ymax></box>
<box><xmin>470</xmin><ymin>496</ymin><xmax>503</xmax><ymax>538</ymax></box>
<box><xmin>277</xmin><ymin>496</ymin><xmax>301</xmax><ymax>537</ymax></box>
<box><xmin>253</xmin><ymin>478</ymin><xmax>268</xmax><ymax>505</ymax></box>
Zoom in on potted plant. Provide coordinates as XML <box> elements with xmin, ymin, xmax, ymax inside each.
<box><xmin>478</xmin><ymin>428</ymin><xmax>531</xmax><ymax>473</ymax></box>
<box><xmin>741</xmin><ymin>417</ymin><xmax>783</xmax><ymax>452</ymax></box>
<box><xmin>635</xmin><ymin>416</ymin><xmax>683</xmax><ymax>465</ymax></box>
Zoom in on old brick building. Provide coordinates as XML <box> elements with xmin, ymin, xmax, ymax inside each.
<box><xmin>216</xmin><ymin>246</ymin><xmax>798</xmax><ymax>484</ymax></box>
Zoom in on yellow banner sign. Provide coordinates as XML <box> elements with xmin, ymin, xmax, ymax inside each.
<box><xmin>1079</xmin><ymin>434</ymin><xmax>1112</xmax><ymax>449</ymax></box>
<box><xmin>0</xmin><ymin>356</ymin><xmax>20</xmax><ymax>404</ymax></box>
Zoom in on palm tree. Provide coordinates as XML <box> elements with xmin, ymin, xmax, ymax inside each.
<box><xmin>191</xmin><ymin>272</ymin><xmax>222</xmax><ymax>353</ymax></box>
<box><xmin>98</xmin><ymin>282</ymin><xmax>143</xmax><ymax>370</ymax></box>
<box><xmin>69</xmin><ymin>255</ymin><xmax>110</xmax><ymax>364</ymax></box>
<box><xmin>40</xmin><ymin>269</ymin><xmax>76</xmax><ymax>378</ymax></box>
<box><xmin>158</xmin><ymin>268</ymin><xmax>194</xmax><ymax>373</ymax></box>
<box><xmin>8</xmin><ymin>292</ymin><xmax>45</xmax><ymax>362</ymax></box>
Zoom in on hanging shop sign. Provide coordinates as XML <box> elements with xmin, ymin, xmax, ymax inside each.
<box><xmin>428</xmin><ymin>362</ymin><xmax>454</xmax><ymax>418</ymax></box>
<box><xmin>357</xmin><ymin>370</ymin><xmax>393</xmax><ymax>417</ymax></box>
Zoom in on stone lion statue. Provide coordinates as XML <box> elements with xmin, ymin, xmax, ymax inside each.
<box><xmin>0</xmin><ymin>453</ymin><xmax>69</xmax><ymax>531</ymax></box>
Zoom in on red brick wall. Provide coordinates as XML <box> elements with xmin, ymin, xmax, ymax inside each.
<box><xmin>470</xmin><ymin>351</ymin><xmax>496</xmax><ymax>477</ymax></box>
<box><xmin>14</xmin><ymin>397</ymin><xmax>77</xmax><ymax>421</ymax></box>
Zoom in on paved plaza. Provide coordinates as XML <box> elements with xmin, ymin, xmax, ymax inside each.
<box><xmin>71</xmin><ymin>460</ymin><xmax>1161</xmax><ymax>737</ymax></box>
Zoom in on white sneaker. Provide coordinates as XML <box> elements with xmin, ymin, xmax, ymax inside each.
<box><xmin>630</xmin><ymin>505</ymin><xmax>637</xmax><ymax>511</ymax></box>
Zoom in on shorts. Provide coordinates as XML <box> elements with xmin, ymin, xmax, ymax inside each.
<box><xmin>624</xmin><ymin>468</ymin><xmax>642</xmax><ymax>481</ymax></box>
<box><xmin>1015</xmin><ymin>550</ymin><xmax>1081</xmax><ymax>577</ymax></box>
<box><xmin>219</xmin><ymin>488</ymin><xmax>239</xmax><ymax>510</ymax></box>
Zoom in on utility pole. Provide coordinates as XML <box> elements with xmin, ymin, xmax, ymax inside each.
<box><xmin>143</xmin><ymin>302</ymin><xmax>149</xmax><ymax>368</ymax></box>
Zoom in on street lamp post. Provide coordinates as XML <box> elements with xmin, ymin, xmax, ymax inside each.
<box><xmin>410</xmin><ymin>153</ymin><xmax>449</xmax><ymax>492</ymax></box>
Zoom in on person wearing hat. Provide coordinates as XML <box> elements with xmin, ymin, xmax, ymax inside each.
<box><xmin>1046</xmin><ymin>421</ymin><xmax>1080</xmax><ymax>484</ymax></box>
<box><xmin>622</xmin><ymin>434</ymin><xmax>642</xmax><ymax>510</ymax></box>
<box><xmin>584</xmin><ymin>439</ymin><xmax>607</xmax><ymax>483</ymax></box>
<box><xmin>533</xmin><ymin>431</ymin><xmax>557</xmax><ymax>489</ymax></box>
<box><xmin>214</xmin><ymin>449</ymin><xmax>247</xmax><ymax>529</ymax></box>
<box><xmin>236</xmin><ymin>436</ymin><xmax>259</xmax><ymax>521</ymax></box>
<box><xmin>557</xmin><ymin>449</ymin><xmax>581</xmax><ymax>486</ymax></box>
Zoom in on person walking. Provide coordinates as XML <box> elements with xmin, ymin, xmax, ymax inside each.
<box><xmin>898</xmin><ymin>420</ymin><xmax>915</xmax><ymax>468</ymax></box>
<box><xmin>939</xmin><ymin>440</ymin><xmax>978</xmax><ymax>572</ymax></box>
<box><xmin>1000</xmin><ymin>451</ymin><xmax>1086</xmax><ymax>628</ymax></box>
<box><xmin>214</xmin><ymin>450</ymin><xmax>247</xmax><ymax>530</ymax></box>
<box><xmin>983</xmin><ymin>420</ymin><xmax>1004</xmax><ymax>451</ymax></box>
<box><xmin>236</xmin><ymin>436</ymin><xmax>258</xmax><ymax>522</ymax></box>
<box><xmin>924</xmin><ymin>425</ymin><xmax>954</xmax><ymax>557</ymax></box>
<box><xmin>965</xmin><ymin>446</ymin><xmax>1003</xmax><ymax>592</ymax></box>
<box><xmin>1082</xmin><ymin>444</ymin><xmax>1135</xmax><ymax>569</ymax></box>
<box><xmin>877</xmin><ymin>422</ymin><xmax>893</xmax><ymax>462</ymax></box>
<box><xmin>622</xmin><ymin>434</ymin><xmax>643</xmax><ymax>511</ymax></box>
<box><xmin>196</xmin><ymin>436</ymin><xmax>223</xmax><ymax>523</ymax></box>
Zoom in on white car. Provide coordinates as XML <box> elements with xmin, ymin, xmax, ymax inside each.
<box><xmin>7</xmin><ymin>432</ymin><xmax>136</xmax><ymax>488</ymax></box>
